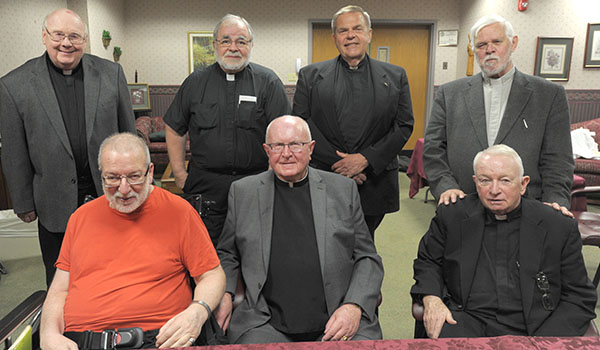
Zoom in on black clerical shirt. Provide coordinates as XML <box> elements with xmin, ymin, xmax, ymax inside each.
<box><xmin>467</xmin><ymin>204</ymin><xmax>526</xmax><ymax>330</ymax></box>
<box><xmin>334</xmin><ymin>56</ymin><xmax>375</xmax><ymax>153</ymax></box>
<box><xmin>262</xmin><ymin>175</ymin><xmax>329</xmax><ymax>335</ymax></box>
<box><xmin>46</xmin><ymin>54</ymin><xmax>96</xmax><ymax>204</ymax></box>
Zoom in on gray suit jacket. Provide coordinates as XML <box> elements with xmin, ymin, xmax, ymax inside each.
<box><xmin>423</xmin><ymin>69</ymin><xmax>573</xmax><ymax>207</ymax></box>
<box><xmin>0</xmin><ymin>53</ymin><xmax>135</xmax><ymax>231</ymax></box>
<box><xmin>217</xmin><ymin>167</ymin><xmax>383</xmax><ymax>342</ymax></box>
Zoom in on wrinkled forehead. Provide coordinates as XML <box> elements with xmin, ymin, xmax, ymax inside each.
<box><xmin>475</xmin><ymin>155</ymin><xmax>520</xmax><ymax>177</ymax></box>
<box><xmin>217</xmin><ymin>20</ymin><xmax>250</xmax><ymax>39</ymax></box>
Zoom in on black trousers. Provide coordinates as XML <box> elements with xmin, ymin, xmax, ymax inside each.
<box><xmin>364</xmin><ymin>214</ymin><xmax>385</xmax><ymax>240</ymax></box>
<box><xmin>38</xmin><ymin>222</ymin><xmax>64</xmax><ymax>287</ymax></box>
<box><xmin>439</xmin><ymin>310</ymin><xmax>528</xmax><ymax>338</ymax></box>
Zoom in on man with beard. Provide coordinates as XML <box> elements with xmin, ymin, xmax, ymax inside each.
<box><xmin>423</xmin><ymin>15</ymin><xmax>573</xmax><ymax>213</ymax></box>
<box><xmin>40</xmin><ymin>133</ymin><xmax>225</xmax><ymax>349</ymax></box>
<box><xmin>164</xmin><ymin>14</ymin><xmax>290</xmax><ymax>246</ymax></box>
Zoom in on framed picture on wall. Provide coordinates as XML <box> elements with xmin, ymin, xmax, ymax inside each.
<box><xmin>188</xmin><ymin>31</ymin><xmax>217</xmax><ymax>74</ymax></box>
<box><xmin>534</xmin><ymin>37</ymin><xmax>574</xmax><ymax>81</ymax></box>
<box><xmin>127</xmin><ymin>83</ymin><xmax>151</xmax><ymax>111</ymax></box>
<box><xmin>438</xmin><ymin>30</ymin><xmax>458</xmax><ymax>46</ymax></box>
<box><xmin>584</xmin><ymin>23</ymin><xmax>600</xmax><ymax>68</ymax></box>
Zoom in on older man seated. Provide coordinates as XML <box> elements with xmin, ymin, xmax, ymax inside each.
<box><xmin>40</xmin><ymin>133</ymin><xmax>225</xmax><ymax>349</ymax></box>
<box><xmin>216</xmin><ymin>116</ymin><xmax>383</xmax><ymax>344</ymax></box>
<box><xmin>411</xmin><ymin>144</ymin><xmax>596</xmax><ymax>338</ymax></box>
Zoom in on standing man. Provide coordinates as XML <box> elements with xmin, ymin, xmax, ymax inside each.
<box><xmin>293</xmin><ymin>5</ymin><xmax>414</xmax><ymax>238</ymax></box>
<box><xmin>216</xmin><ymin>116</ymin><xmax>383</xmax><ymax>344</ymax></box>
<box><xmin>0</xmin><ymin>8</ymin><xmax>135</xmax><ymax>286</ymax></box>
<box><xmin>423</xmin><ymin>14</ymin><xmax>573</xmax><ymax>212</ymax></box>
<box><xmin>164</xmin><ymin>14</ymin><xmax>290</xmax><ymax>246</ymax></box>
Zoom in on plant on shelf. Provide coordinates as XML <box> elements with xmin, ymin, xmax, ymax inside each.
<box><xmin>102</xmin><ymin>30</ymin><xmax>111</xmax><ymax>48</ymax></box>
<box><xmin>113</xmin><ymin>46</ymin><xmax>122</xmax><ymax>62</ymax></box>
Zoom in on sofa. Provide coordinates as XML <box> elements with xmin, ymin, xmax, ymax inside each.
<box><xmin>135</xmin><ymin>116</ymin><xmax>190</xmax><ymax>172</ymax></box>
<box><xmin>571</xmin><ymin>118</ymin><xmax>600</xmax><ymax>186</ymax></box>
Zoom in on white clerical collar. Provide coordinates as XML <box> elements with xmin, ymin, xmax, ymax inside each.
<box><xmin>226</xmin><ymin>73</ymin><xmax>235</xmax><ymax>81</ymax></box>
<box><xmin>275</xmin><ymin>170</ymin><xmax>309</xmax><ymax>188</ymax></box>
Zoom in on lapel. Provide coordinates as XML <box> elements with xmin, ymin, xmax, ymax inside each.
<box><xmin>463</xmin><ymin>75</ymin><xmax>488</xmax><ymax>148</ymax></box>
<box><xmin>82</xmin><ymin>55</ymin><xmax>99</xmax><ymax>144</ymax></box>
<box><xmin>459</xmin><ymin>198</ymin><xmax>486</xmax><ymax>304</ymax></box>
<box><xmin>308</xmin><ymin>169</ymin><xmax>327</xmax><ymax>277</ymax></box>
<box><xmin>31</xmin><ymin>54</ymin><xmax>73</xmax><ymax>157</ymax></box>
<box><xmin>314</xmin><ymin>57</ymin><xmax>347</xmax><ymax>149</ymax></box>
<box><xmin>495</xmin><ymin>69</ymin><xmax>532</xmax><ymax>144</ymax></box>
<box><xmin>258</xmin><ymin>171</ymin><xmax>275</xmax><ymax>276</ymax></box>
<box><xmin>370</xmin><ymin>59</ymin><xmax>392</xmax><ymax>127</ymax></box>
<box><xmin>518</xmin><ymin>199</ymin><xmax>546</xmax><ymax>323</ymax></box>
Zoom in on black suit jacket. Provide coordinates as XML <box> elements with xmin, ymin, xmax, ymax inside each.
<box><xmin>411</xmin><ymin>195</ymin><xmax>597</xmax><ymax>336</ymax></box>
<box><xmin>293</xmin><ymin>55</ymin><xmax>414</xmax><ymax>215</ymax></box>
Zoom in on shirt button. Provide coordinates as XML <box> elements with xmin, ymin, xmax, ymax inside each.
<box><xmin>71</xmin><ymin>179</ymin><xmax>76</xmax><ymax>184</ymax></box>
<box><xmin>457</xmin><ymin>304</ymin><xmax>463</xmax><ymax>310</ymax></box>
<box><xmin>232</xmin><ymin>171</ymin><xmax>237</xmax><ymax>175</ymax></box>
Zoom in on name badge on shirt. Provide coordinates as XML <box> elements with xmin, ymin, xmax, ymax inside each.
<box><xmin>239</xmin><ymin>95</ymin><xmax>257</xmax><ymax>105</ymax></box>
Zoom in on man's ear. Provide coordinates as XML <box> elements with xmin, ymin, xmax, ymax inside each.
<box><xmin>520</xmin><ymin>175</ymin><xmax>530</xmax><ymax>195</ymax></box>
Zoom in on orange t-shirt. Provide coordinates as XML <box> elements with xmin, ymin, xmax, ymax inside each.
<box><xmin>56</xmin><ymin>186</ymin><xmax>220</xmax><ymax>332</ymax></box>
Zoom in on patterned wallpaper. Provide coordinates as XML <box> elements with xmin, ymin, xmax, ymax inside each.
<box><xmin>117</xmin><ymin>0</ymin><xmax>462</xmax><ymax>86</ymax></box>
<box><xmin>1</xmin><ymin>0</ymin><xmax>598</xmax><ymax>88</ymax></box>
<box><xmin>459</xmin><ymin>0</ymin><xmax>600</xmax><ymax>89</ymax></box>
<box><xmin>0</xmin><ymin>0</ymin><xmax>66</xmax><ymax>77</ymax></box>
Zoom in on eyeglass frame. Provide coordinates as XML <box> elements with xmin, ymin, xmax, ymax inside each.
<box><xmin>101</xmin><ymin>165</ymin><xmax>150</xmax><ymax>188</ymax></box>
<box><xmin>44</xmin><ymin>25</ymin><xmax>87</xmax><ymax>45</ymax></box>
<box><xmin>214</xmin><ymin>38</ymin><xmax>252</xmax><ymax>48</ymax></box>
<box><xmin>535</xmin><ymin>271</ymin><xmax>554</xmax><ymax>311</ymax></box>
<box><xmin>266</xmin><ymin>142</ymin><xmax>311</xmax><ymax>153</ymax></box>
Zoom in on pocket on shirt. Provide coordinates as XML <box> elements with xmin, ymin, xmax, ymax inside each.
<box><xmin>236</xmin><ymin>101</ymin><xmax>264</xmax><ymax>130</ymax></box>
<box><xmin>190</xmin><ymin>102</ymin><xmax>219</xmax><ymax>129</ymax></box>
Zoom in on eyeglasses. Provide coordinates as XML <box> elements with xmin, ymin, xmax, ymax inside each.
<box><xmin>535</xmin><ymin>271</ymin><xmax>554</xmax><ymax>311</ymax></box>
<box><xmin>266</xmin><ymin>142</ymin><xmax>310</xmax><ymax>153</ymax></box>
<box><xmin>215</xmin><ymin>38</ymin><xmax>251</xmax><ymax>48</ymax></box>
<box><xmin>102</xmin><ymin>166</ymin><xmax>150</xmax><ymax>188</ymax></box>
<box><xmin>44</xmin><ymin>26</ymin><xmax>86</xmax><ymax>45</ymax></box>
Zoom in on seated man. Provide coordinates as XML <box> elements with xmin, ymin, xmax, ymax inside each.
<box><xmin>216</xmin><ymin>116</ymin><xmax>383</xmax><ymax>343</ymax></box>
<box><xmin>40</xmin><ymin>133</ymin><xmax>225</xmax><ymax>349</ymax></box>
<box><xmin>411</xmin><ymin>144</ymin><xmax>597</xmax><ymax>338</ymax></box>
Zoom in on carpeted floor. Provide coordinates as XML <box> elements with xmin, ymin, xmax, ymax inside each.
<box><xmin>1</xmin><ymin>174</ymin><xmax>599</xmax><ymax>340</ymax></box>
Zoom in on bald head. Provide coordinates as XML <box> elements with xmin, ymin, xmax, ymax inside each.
<box><xmin>265</xmin><ymin>116</ymin><xmax>312</xmax><ymax>144</ymax></box>
<box><xmin>42</xmin><ymin>8</ymin><xmax>88</xmax><ymax>70</ymax></box>
<box><xmin>98</xmin><ymin>133</ymin><xmax>150</xmax><ymax>170</ymax></box>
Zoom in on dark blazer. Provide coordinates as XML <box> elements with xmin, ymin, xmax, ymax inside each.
<box><xmin>293</xmin><ymin>56</ymin><xmax>414</xmax><ymax>215</ymax></box>
<box><xmin>423</xmin><ymin>69</ymin><xmax>574</xmax><ymax>207</ymax></box>
<box><xmin>217</xmin><ymin>167</ymin><xmax>384</xmax><ymax>342</ymax></box>
<box><xmin>0</xmin><ymin>54</ymin><xmax>136</xmax><ymax>232</ymax></box>
<box><xmin>411</xmin><ymin>195</ymin><xmax>597</xmax><ymax>336</ymax></box>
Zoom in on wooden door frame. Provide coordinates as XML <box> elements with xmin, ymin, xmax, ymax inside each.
<box><xmin>308</xmin><ymin>19</ymin><xmax>438</xmax><ymax>129</ymax></box>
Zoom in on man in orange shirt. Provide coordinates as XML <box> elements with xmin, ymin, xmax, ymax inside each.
<box><xmin>40</xmin><ymin>133</ymin><xmax>225</xmax><ymax>349</ymax></box>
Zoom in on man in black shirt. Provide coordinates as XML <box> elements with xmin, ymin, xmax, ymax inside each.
<box><xmin>0</xmin><ymin>8</ymin><xmax>135</xmax><ymax>286</ymax></box>
<box><xmin>164</xmin><ymin>14</ymin><xmax>290</xmax><ymax>246</ymax></box>
<box><xmin>293</xmin><ymin>5</ymin><xmax>414</xmax><ymax>238</ymax></box>
<box><xmin>216</xmin><ymin>116</ymin><xmax>383</xmax><ymax>344</ymax></box>
<box><xmin>411</xmin><ymin>144</ymin><xmax>596</xmax><ymax>338</ymax></box>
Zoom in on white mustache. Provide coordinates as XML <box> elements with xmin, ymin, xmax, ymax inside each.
<box><xmin>483</xmin><ymin>55</ymin><xmax>500</xmax><ymax>64</ymax></box>
<box><xmin>225</xmin><ymin>52</ymin><xmax>242</xmax><ymax>58</ymax></box>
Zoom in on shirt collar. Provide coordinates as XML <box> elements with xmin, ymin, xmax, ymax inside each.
<box><xmin>482</xmin><ymin>66</ymin><xmax>515</xmax><ymax>85</ymax></box>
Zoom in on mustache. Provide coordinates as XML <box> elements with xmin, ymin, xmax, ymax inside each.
<box><xmin>483</xmin><ymin>54</ymin><xmax>500</xmax><ymax>64</ymax></box>
<box><xmin>225</xmin><ymin>52</ymin><xmax>243</xmax><ymax>58</ymax></box>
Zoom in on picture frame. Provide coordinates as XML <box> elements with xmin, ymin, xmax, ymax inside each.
<box><xmin>584</xmin><ymin>23</ymin><xmax>600</xmax><ymax>68</ymax></box>
<box><xmin>127</xmin><ymin>83</ymin><xmax>151</xmax><ymax>111</ymax></box>
<box><xmin>188</xmin><ymin>31</ymin><xmax>217</xmax><ymax>74</ymax></box>
<box><xmin>438</xmin><ymin>30</ymin><xmax>458</xmax><ymax>47</ymax></box>
<box><xmin>534</xmin><ymin>37</ymin><xmax>574</xmax><ymax>81</ymax></box>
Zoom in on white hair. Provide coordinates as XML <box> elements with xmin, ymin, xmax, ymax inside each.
<box><xmin>473</xmin><ymin>144</ymin><xmax>524</xmax><ymax>179</ymax></box>
<box><xmin>331</xmin><ymin>5</ymin><xmax>371</xmax><ymax>33</ymax></box>
<box><xmin>265</xmin><ymin>116</ymin><xmax>312</xmax><ymax>143</ymax></box>
<box><xmin>470</xmin><ymin>14</ymin><xmax>514</xmax><ymax>49</ymax></box>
